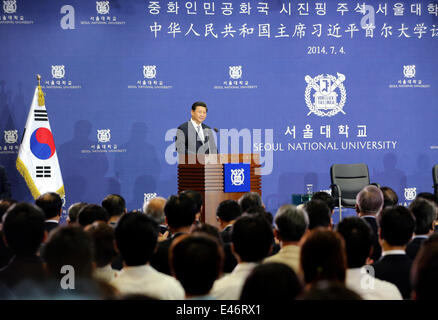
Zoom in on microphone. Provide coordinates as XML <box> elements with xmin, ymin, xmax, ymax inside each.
<box><xmin>214</xmin><ymin>128</ymin><xmax>219</xmax><ymax>133</ymax></box>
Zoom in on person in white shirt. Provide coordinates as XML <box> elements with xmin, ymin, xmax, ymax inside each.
<box><xmin>111</xmin><ymin>212</ymin><xmax>184</xmax><ymax>299</ymax></box>
<box><xmin>336</xmin><ymin>216</ymin><xmax>402</xmax><ymax>300</ymax></box>
<box><xmin>210</xmin><ymin>214</ymin><xmax>273</xmax><ymax>300</ymax></box>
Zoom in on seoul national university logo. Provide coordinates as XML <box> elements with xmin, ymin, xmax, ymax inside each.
<box><xmin>51</xmin><ymin>65</ymin><xmax>65</xmax><ymax>79</ymax></box>
<box><xmin>97</xmin><ymin>129</ymin><xmax>111</xmax><ymax>143</ymax></box>
<box><xmin>305</xmin><ymin>73</ymin><xmax>347</xmax><ymax>117</ymax></box>
<box><xmin>96</xmin><ymin>1</ymin><xmax>110</xmax><ymax>15</ymax></box>
<box><xmin>3</xmin><ymin>0</ymin><xmax>16</xmax><ymax>14</ymax></box>
<box><xmin>229</xmin><ymin>66</ymin><xmax>242</xmax><ymax>80</ymax></box>
<box><xmin>404</xmin><ymin>187</ymin><xmax>417</xmax><ymax>201</ymax></box>
<box><xmin>143</xmin><ymin>65</ymin><xmax>156</xmax><ymax>79</ymax></box>
<box><xmin>231</xmin><ymin>168</ymin><xmax>245</xmax><ymax>186</ymax></box>
<box><xmin>4</xmin><ymin>130</ymin><xmax>18</xmax><ymax>144</ymax></box>
<box><xmin>403</xmin><ymin>65</ymin><xmax>416</xmax><ymax>79</ymax></box>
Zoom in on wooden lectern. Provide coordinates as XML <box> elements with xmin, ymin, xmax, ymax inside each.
<box><xmin>178</xmin><ymin>153</ymin><xmax>262</xmax><ymax>226</ymax></box>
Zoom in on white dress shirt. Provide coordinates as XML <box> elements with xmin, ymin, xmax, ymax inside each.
<box><xmin>210</xmin><ymin>262</ymin><xmax>258</xmax><ymax>300</ymax></box>
<box><xmin>111</xmin><ymin>264</ymin><xmax>185</xmax><ymax>300</ymax></box>
<box><xmin>346</xmin><ymin>267</ymin><xmax>403</xmax><ymax>300</ymax></box>
<box><xmin>191</xmin><ymin>118</ymin><xmax>205</xmax><ymax>143</ymax></box>
<box><xmin>93</xmin><ymin>264</ymin><xmax>119</xmax><ymax>283</ymax></box>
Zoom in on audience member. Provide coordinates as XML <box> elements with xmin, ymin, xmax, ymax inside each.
<box><xmin>299</xmin><ymin>280</ymin><xmax>362</xmax><ymax>300</ymax></box>
<box><xmin>0</xmin><ymin>203</ymin><xmax>46</xmax><ymax>294</ymax></box>
<box><xmin>66</xmin><ymin>202</ymin><xmax>87</xmax><ymax>225</ymax></box>
<box><xmin>373</xmin><ymin>205</ymin><xmax>415</xmax><ymax>299</ymax></box>
<box><xmin>240</xmin><ymin>262</ymin><xmax>302</xmax><ymax>301</ymax></box>
<box><xmin>303</xmin><ymin>199</ymin><xmax>331</xmax><ymax>230</ymax></box>
<box><xmin>380</xmin><ymin>186</ymin><xmax>399</xmax><ymax>208</ymax></box>
<box><xmin>101</xmin><ymin>194</ymin><xmax>126</xmax><ymax>227</ymax></box>
<box><xmin>150</xmin><ymin>193</ymin><xmax>198</xmax><ymax>275</ymax></box>
<box><xmin>264</xmin><ymin>204</ymin><xmax>308</xmax><ymax>274</ymax></box>
<box><xmin>144</xmin><ymin>196</ymin><xmax>167</xmax><ymax>234</ymax></box>
<box><xmin>336</xmin><ymin>216</ymin><xmax>402</xmax><ymax>299</ymax></box>
<box><xmin>406</xmin><ymin>198</ymin><xmax>437</xmax><ymax>260</ymax></box>
<box><xmin>77</xmin><ymin>204</ymin><xmax>110</xmax><ymax>227</ymax></box>
<box><xmin>84</xmin><ymin>221</ymin><xmax>118</xmax><ymax>283</ymax></box>
<box><xmin>411</xmin><ymin>234</ymin><xmax>438</xmax><ymax>299</ymax></box>
<box><xmin>210</xmin><ymin>214</ymin><xmax>273</xmax><ymax>299</ymax></box>
<box><xmin>216</xmin><ymin>200</ymin><xmax>241</xmax><ymax>243</ymax></box>
<box><xmin>170</xmin><ymin>233</ymin><xmax>224</xmax><ymax>299</ymax></box>
<box><xmin>35</xmin><ymin>192</ymin><xmax>63</xmax><ymax>233</ymax></box>
<box><xmin>112</xmin><ymin>212</ymin><xmax>184</xmax><ymax>299</ymax></box>
<box><xmin>0</xmin><ymin>199</ymin><xmax>16</xmax><ymax>268</ymax></box>
<box><xmin>181</xmin><ymin>190</ymin><xmax>203</xmax><ymax>226</ymax></box>
<box><xmin>416</xmin><ymin>192</ymin><xmax>437</xmax><ymax>205</ymax></box>
<box><xmin>238</xmin><ymin>192</ymin><xmax>263</xmax><ymax>213</ymax></box>
<box><xmin>300</xmin><ymin>228</ymin><xmax>347</xmax><ymax>287</ymax></box>
<box><xmin>355</xmin><ymin>185</ymin><xmax>384</xmax><ymax>262</ymax></box>
<box><xmin>311</xmin><ymin>191</ymin><xmax>336</xmax><ymax>215</ymax></box>
<box><xmin>0</xmin><ymin>165</ymin><xmax>11</xmax><ymax>200</ymax></box>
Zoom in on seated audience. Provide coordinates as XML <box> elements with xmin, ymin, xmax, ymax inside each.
<box><xmin>299</xmin><ymin>280</ymin><xmax>362</xmax><ymax>300</ymax></box>
<box><xmin>84</xmin><ymin>221</ymin><xmax>119</xmax><ymax>283</ymax></box>
<box><xmin>66</xmin><ymin>202</ymin><xmax>87</xmax><ymax>225</ymax></box>
<box><xmin>406</xmin><ymin>198</ymin><xmax>437</xmax><ymax>260</ymax></box>
<box><xmin>170</xmin><ymin>233</ymin><xmax>224</xmax><ymax>299</ymax></box>
<box><xmin>181</xmin><ymin>190</ymin><xmax>203</xmax><ymax>226</ymax></box>
<box><xmin>150</xmin><ymin>193</ymin><xmax>198</xmax><ymax>275</ymax></box>
<box><xmin>238</xmin><ymin>192</ymin><xmax>263</xmax><ymax>213</ymax></box>
<box><xmin>112</xmin><ymin>212</ymin><xmax>184</xmax><ymax>299</ymax></box>
<box><xmin>35</xmin><ymin>192</ymin><xmax>63</xmax><ymax>233</ymax></box>
<box><xmin>240</xmin><ymin>262</ymin><xmax>302</xmax><ymax>301</ymax></box>
<box><xmin>411</xmin><ymin>234</ymin><xmax>438</xmax><ymax>299</ymax></box>
<box><xmin>264</xmin><ymin>204</ymin><xmax>308</xmax><ymax>274</ymax></box>
<box><xmin>101</xmin><ymin>194</ymin><xmax>127</xmax><ymax>227</ymax></box>
<box><xmin>216</xmin><ymin>199</ymin><xmax>242</xmax><ymax>243</ymax></box>
<box><xmin>143</xmin><ymin>196</ymin><xmax>167</xmax><ymax>234</ymax></box>
<box><xmin>210</xmin><ymin>214</ymin><xmax>273</xmax><ymax>300</ymax></box>
<box><xmin>355</xmin><ymin>185</ymin><xmax>384</xmax><ymax>262</ymax></box>
<box><xmin>336</xmin><ymin>216</ymin><xmax>402</xmax><ymax>299</ymax></box>
<box><xmin>300</xmin><ymin>228</ymin><xmax>347</xmax><ymax>287</ymax></box>
<box><xmin>380</xmin><ymin>186</ymin><xmax>399</xmax><ymax>208</ymax></box>
<box><xmin>311</xmin><ymin>191</ymin><xmax>336</xmax><ymax>217</ymax></box>
<box><xmin>77</xmin><ymin>204</ymin><xmax>110</xmax><ymax>227</ymax></box>
<box><xmin>303</xmin><ymin>200</ymin><xmax>332</xmax><ymax>230</ymax></box>
<box><xmin>373</xmin><ymin>206</ymin><xmax>415</xmax><ymax>299</ymax></box>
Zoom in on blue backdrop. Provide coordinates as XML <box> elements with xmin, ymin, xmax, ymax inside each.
<box><xmin>0</xmin><ymin>0</ymin><xmax>437</xmax><ymax>222</ymax></box>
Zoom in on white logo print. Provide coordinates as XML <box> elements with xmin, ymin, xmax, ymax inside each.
<box><xmin>4</xmin><ymin>130</ymin><xmax>18</xmax><ymax>144</ymax></box>
<box><xmin>51</xmin><ymin>65</ymin><xmax>65</xmax><ymax>79</ymax></box>
<box><xmin>231</xmin><ymin>168</ymin><xmax>245</xmax><ymax>186</ymax></box>
<box><xmin>229</xmin><ymin>66</ymin><xmax>242</xmax><ymax>80</ymax></box>
<box><xmin>3</xmin><ymin>0</ymin><xmax>16</xmax><ymax>14</ymax></box>
<box><xmin>404</xmin><ymin>187</ymin><xmax>417</xmax><ymax>201</ymax></box>
<box><xmin>143</xmin><ymin>65</ymin><xmax>157</xmax><ymax>79</ymax></box>
<box><xmin>403</xmin><ymin>65</ymin><xmax>416</xmax><ymax>79</ymax></box>
<box><xmin>96</xmin><ymin>1</ymin><xmax>109</xmax><ymax>14</ymax></box>
<box><xmin>97</xmin><ymin>129</ymin><xmax>111</xmax><ymax>143</ymax></box>
<box><xmin>305</xmin><ymin>73</ymin><xmax>347</xmax><ymax>117</ymax></box>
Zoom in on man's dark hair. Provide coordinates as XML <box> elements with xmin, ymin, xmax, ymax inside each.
<box><xmin>216</xmin><ymin>200</ymin><xmax>241</xmax><ymax>223</ymax></box>
<box><xmin>300</xmin><ymin>229</ymin><xmax>347</xmax><ymax>285</ymax></box>
<box><xmin>191</xmin><ymin>223</ymin><xmax>224</xmax><ymax>246</ymax></box>
<box><xmin>380</xmin><ymin>186</ymin><xmax>399</xmax><ymax>208</ymax></box>
<box><xmin>114</xmin><ymin>212</ymin><xmax>158</xmax><ymax>266</ymax></box>
<box><xmin>68</xmin><ymin>202</ymin><xmax>87</xmax><ymax>224</ymax></box>
<box><xmin>300</xmin><ymin>280</ymin><xmax>362</xmax><ymax>300</ymax></box>
<box><xmin>85</xmin><ymin>221</ymin><xmax>117</xmax><ymax>268</ymax></box>
<box><xmin>378</xmin><ymin>206</ymin><xmax>415</xmax><ymax>246</ymax></box>
<box><xmin>101</xmin><ymin>194</ymin><xmax>126</xmax><ymax>218</ymax></box>
<box><xmin>191</xmin><ymin>101</ymin><xmax>207</xmax><ymax>112</ymax></box>
<box><xmin>2</xmin><ymin>202</ymin><xmax>45</xmax><ymax>254</ymax></box>
<box><xmin>311</xmin><ymin>192</ymin><xmax>336</xmax><ymax>212</ymax></box>
<box><xmin>416</xmin><ymin>192</ymin><xmax>438</xmax><ymax>206</ymax></box>
<box><xmin>77</xmin><ymin>204</ymin><xmax>110</xmax><ymax>227</ymax></box>
<box><xmin>336</xmin><ymin>216</ymin><xmax>373</xmax><ymax>268</ymax></box>
<box><xmin>0</xmin><ymin>198</ymin><xmax>17</xmax><ymax>222</ymax></box>
<box><xmin>35</xmin><ymin>192</ymin><xmax>62</xmax><ymax>220</ymax></box>
<box><xmin>274</xmin><ymin>204</ymin><xmax>308</xmax><ymax>242</ymax></box>
<box><xmin>238</xmin><ymin>192</ymin><xmax>263</xmax><ymax>213</ymax></box>
<box><xmin>409</xmin><ymin>198</ymin><xmax>437</xmax><ymax>235</ymax></box>
<box><xmin>231</xmin><ymin>214</ymin><xmax>273</xmax><ymax>262</ymax></box>
<box><xmin>42</xmin><ymin>226</ymin><xmax>94</xmax><ymax>278</ymax></box>
<box><xmin>304</xmin><ymin>200</ymin><xmax>331</xmax><ymax>230</ymax></box>
<box><xmin>170</xmin><ymin>234</ymin><xmax>223</xmax><ymax>296</ymax></box>
<box><xmin>240</xmin><ymin>262</ymin><xmax>302</xmax><ymax>301</ymax></box>
<box><xmin>164</xmin><ymin>194</ymin><xmax>198</xmax><ymax>229</ymax></box>
<box><xmin>411</xmin><ymin>235</ymin><xmax>438</xmax><ymax>300</ymax></box>
<box><xmin>181</xmin><ymin>190</ymin><xmax>202</xmax><ymax>213</ymax></box>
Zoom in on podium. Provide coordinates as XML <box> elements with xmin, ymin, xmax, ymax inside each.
<box><xmin>178</xmin><ymin>154</ymin><xmax>262</xmax><ymax>226</ymax></box>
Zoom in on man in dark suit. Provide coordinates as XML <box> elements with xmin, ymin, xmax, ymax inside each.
<box><xmin>175</xmin><ymin>101</ymin><xmax>218</xmax><ymax>155</ymax></box>
<box><xmin>406</xmin><ymin>197</ymin><xmax>437</xmax><ymax>260</ymax></box>
<box><xmin>35</xmin><ymin>192</ymin><xmax>63</xmax><ymax>233</ymax></box>
<box><xmin>0</xmin><ymin>166</ymin><xmax>11</xmax><ymax>200</ymax></box>
<box><xmin>373</xmin><ymin>206</ymin><xmax>415</xmax><ymax>299</ymax></box>
<box><xmin>355</xmin><ymin>185</ymin><xmax>384</xmax><ymax>262</ymax></box>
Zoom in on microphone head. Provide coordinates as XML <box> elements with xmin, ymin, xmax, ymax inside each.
<box><xmin>214</xmin><ymin>128</ymin><xmax>219</xmax><ymax>133</ymax></box>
